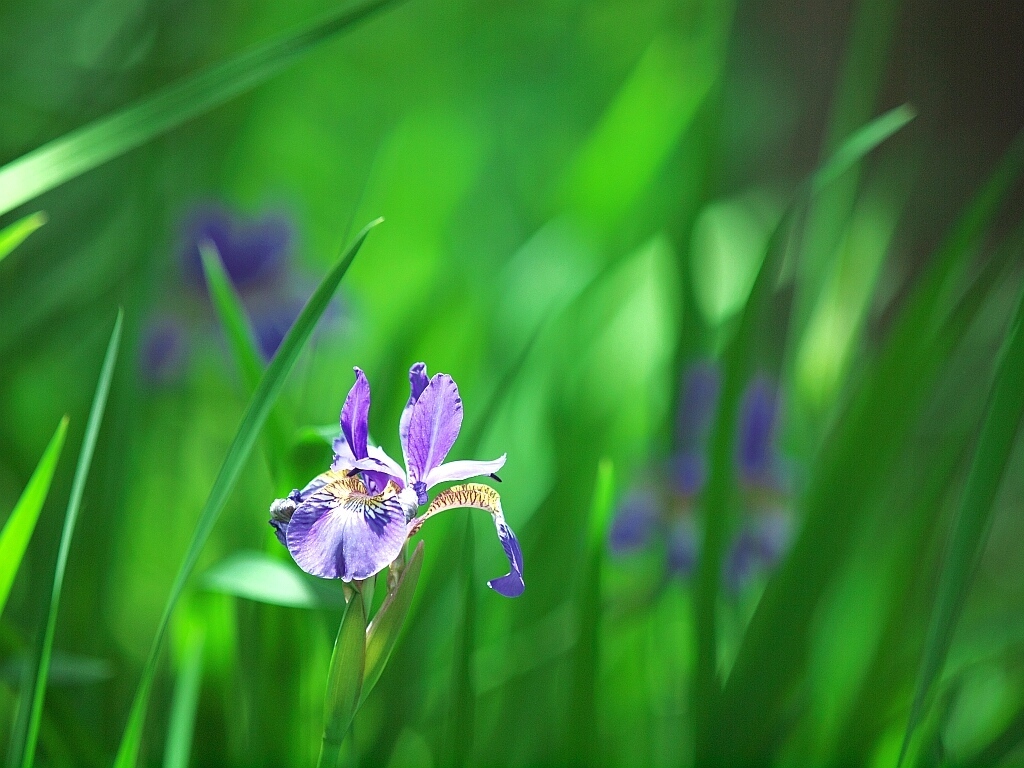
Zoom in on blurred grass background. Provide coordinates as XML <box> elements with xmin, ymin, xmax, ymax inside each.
<box><xmin>1</xmin><ymin>0</ymin><xmax>1023</xmax><ymax>765</ymax></box>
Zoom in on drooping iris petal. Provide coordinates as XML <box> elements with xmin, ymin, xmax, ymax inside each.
<box><xmin>608</xmin><ymin>491</ymin><xmax>660</xmax><ymax>554</ymax></box>
<box><xmin>286</xmin><ymin>471</ymin><xmax>408</xmax><ymax>581</ymax></box>
<box><xmin>424</xmin><ymin>454</ymin><xmax>506</xmax><ymax>488</ymax></box>
<box><xmin>408</xmin><ymin>483</ymin><xmax>524</xmax><ymax>598</ymax></box>
<box><xmin>402</xmin><ymin>373</ymin><xmax>464</xmax><ymax>487</ymax></box>
<box><xmin>737</xmin><ymin>375</ymin><xmax>781</xmax><ymax>487</ymax></box>
<box><xmin>677</xmin><ymin>360</ymin><xmax>720</xmax><ymax>451</ymax></box>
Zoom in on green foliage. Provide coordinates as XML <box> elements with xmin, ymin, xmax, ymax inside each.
<box><xmin>0</xmin><ymin>212</ymin><xmax>46</xmax><ymax>265</ymax></box>
<box><xmin>318</xmin><ymin>594</ymin><xmax>366</xmax><ymax>768</ymax></box>
<box><xmin>0</xmin><ymin>417</ymin><xmax>67</xmax><ymax>618</ymax></box>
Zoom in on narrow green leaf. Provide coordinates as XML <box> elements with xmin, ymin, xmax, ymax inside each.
<box><xmin>113</xmin><ymin>219</ymin><xmax>380</xmax><ymax>768</ymax></box>
<box><xmin>812</xmin><ymin>103</ymin><xmax>916</xmax><ymax>193</ymax></box>
<box><xmin>20</xmin><ymin>310</ymin><xmax>122</xmax><ymax>768</ymax></box>
<box><xmin>443</xmin><ymin>516</ymin><xmax>477</xmax><ymax>768</ymax></box>
<box><xmin>0</xmin><ymin>417</ymin><xmax>68</xmax><ymax>618</ymax></box>
<box><xmin>900</xmin><ymin>281</ymin><xmax>1024</xmax><ymax>763</ymax></box>
<box><xmin>0</xmin><ymin>212</ymin><xmax>47</xmax><ymax>264</ymax></box>
<box><xmin>199</xmin><ymin>241</ymin><xmax>264</xmax><ymax>392</ymax></box>
<box><xmin>360</xmin><ymin>541</ymin><xmax>424</xmax><ymax>705</ymax></box>
<box><xmin>0</xmin><ymin>0</ymin><xmax>401</xmax><ymax>218</ymax></box>
<box><xmin>317</xmin><ymin>596</ymin><xmax>367</xmax><ymax>768</ymax></box>
<box><xmin>203</xmin><ymin>551</ymin><xmax>342</xmax><ymax>609</ymax></box>
<box><xmin>162</xmin><ymin>627</ymin><xmax>205</xmax><ymax>768</ymax></box>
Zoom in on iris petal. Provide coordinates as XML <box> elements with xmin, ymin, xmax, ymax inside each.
<box><xmin>286</xmin><ymin>471</ymin><xmax>407</xmax><ymax>581</ymax></box>
<box><xmin>340</xmin><ymin>367</ymin><xmax>371</xmax><ymax>460</ymax></box>
<box><xmin>424</xmin><ymin>454</ymin><xmax>506</xmax><ymax>489</ymax></box>
<box><xmin>402</xmin><ymin>373</ymin><xmax>463</xmax><ymax>486</ymax></box>
<box><xmin>408</xmin><ymin>483</ymin><xmax>524</xmax><ymax>598</ymax></box>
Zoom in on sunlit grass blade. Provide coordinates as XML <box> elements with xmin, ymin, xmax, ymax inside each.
<box><xmin>19</xmin><ymin>310</ymin><xmax>122</xmax><ymax>768</ymax></box>
<box><xmin>565</xmin><ymin>459</ymin><xmax>614</xmax><ymax>765</ymax></box>
<box><xmin>318</xmin><ymin>595</ymin><xmax>366</xmax><ymax>768</ymax></box>
<box><xmin>162</xmin><ymin>626</ymin><xmax>205</xmax><ymax>768</ymax></box>
<box><xmin>899</xmin><ymin>280</ymin><xmax>1024</xmax><ymax>763</ymax></box>
<box><xmin>0</xmin><ymin>212</ymin><xmax>47</xmax><ymax>264</ymax></box>
<box><xmin>360</xmin><ymin>541</ymin><xmax>424</xmax><ymax>706</ymax></box>
<box><xmin>203</xmin><ymin>551</ymin><xmax>342</xmax><ymax>609</ymax></box>
<box><xmin>711</xmin><ymin>129</ymin><xmax>1024</xmax><ymax>765</ymax></box>
<box><xmin>113</xmin><ymin>218</ymin><xmax>380</xmax><ymax>768</ymax></box>
<box><xmin>0</xmin><ymin>0</ymin><xmax>401</xmax><ymax>218</ymax></box>
<box><xmin>0</xmin><ymin>417</ymin><xmax>68</xmax><ymax>618</ymax></box>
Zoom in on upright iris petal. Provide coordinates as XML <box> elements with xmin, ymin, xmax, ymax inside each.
<box><xmin>677</xmin><ymin>361</ymin><xmax>720</xmax><ymax>452</ymax></box>
<box><xmin>333</xmin><ymin>368</ymin><xmax>389</xmax><ymax>495</ymax></box>
<box><xmin>737</xmin><ymin>375</ymin><xmax>781</xmax><ymax>488</ymax></box>
<box><xmin>402</xmin><ymin>373</ymin><xmax>464</xmax><ymax>500</ymax></box>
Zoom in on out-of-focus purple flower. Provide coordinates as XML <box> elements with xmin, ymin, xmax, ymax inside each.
<box><xmin>138</xmin><ymin>317</ymin><xmax>188</xmax><ymax>385</ymax></box>
<box><xmin>676</xmin><ymin>361</ymin><xmax>720</xmax><ymax>455</ymax></box>
<box><xmin>181</xmin><ymin>204</ymin><xmax>292</xmax><ymax>292</ymax></box>
<box><xmin>609</xmin><ymin>491</ymin><xmax>660</xmax><ymax>554</ymax></box>
<box><xmin>737</xmin><ymin>375</ymin><xmax>782</xmax><ymax>489</ymax></box>
<box><xmin>270</xmin><ymin>365</ymin><xmax>524</xmax><ymax>597</ymax></box>
<box><xmin>250</xmin><ymin>298</ymin><xmax>305</xmax><ymax>360</ymax></box>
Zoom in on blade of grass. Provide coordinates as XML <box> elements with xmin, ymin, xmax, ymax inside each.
<box><xmin>0</xmin><ymin>0</ymin><xmax>402</xmax><ymax>218</ymax></box>
<box><xmin>360</xmin><ymin>541</ymin><xmax>424</xmax><ymax>706</ymax></box>
<box><xmin>693</xmin><ymin>105</ymin><xmax>914</xmax><ymax>761</ymax></box>
<box><xmin>162</xmin><ymin>626</ymin><xmax>205</xmax><ymax>768</ymax></box>
<box><xmin>712</xmin><ymin>133</ymin><xmax>1024</xmax><ymax>763</ymax></box>
<box><xmin>564</xmin><ymin>459</ymin><xmax>614</xmax><ymax>766</ymax></box>
<box><xmin>317</xmin><ymin>595</ymin><xmax>366</xmax><ymax>768</ymax></box>
<box><xmin>899</xmin><ymin>279</ymin><xmax>1024</xmax><ymax>763</ymax></box>
<box><xmin>19</xmin><ymin>310</ymin><xmax>122</xmax><ymax>768</ymax></box>
<box><xmin>202</xmin><ymin>551</ymin><xmax>343</xmax><ymax>609</ymax></box>
<box><xmin>0</xmin><ymin>212</ymin><xmax>47</xmax><ymax>264</ymax></box>
<box><xmin>0</xmin><ymin>417</ymin><xmax>68</xmax><ymax>618</ymax></box>
<box><xmin>199</xmin><ymin>240</ymin><xmax>291</xmax><ymax>488</ymax></box>
<box><xmin>113</xmin><ymin>219</ymin><xmax>380</xmax><ymax>768</ymax></box>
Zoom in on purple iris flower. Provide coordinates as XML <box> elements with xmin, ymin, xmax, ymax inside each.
<box><xmin>138</xmin><ymin>316</ymin><xmax>189</xmax><ymax>385</ymax></box>
<box><xmin>269</xmin><ymin>364</ymin><xmax>524</xmax><ymax>598</ymax></box>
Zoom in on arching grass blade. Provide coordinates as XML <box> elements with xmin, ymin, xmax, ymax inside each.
<box><xmin>19</xmin><ymin>310</ymin><xmax>122</xmax><ymax>768</ymax></box>
<box><xmin>203</xmin><ymin>551</ymin><xmax>342</xmax><ymax>609</ymax></box>
<box><xmin>0</xmin><ymin>417</ymin><xmax>68</xmax><ymax>619</ymax></box>
<box><xmin>899</xmin><ymin>280</ymin><xmax>1024</xmax><ymax>763</ymax></box>
<box><xmin>0</xmin><ymin>212</ymin><xmax>47</xmax><ymax>265</ymax></box>
<box><xmin>113</xmin><ymin>219</ymin><xmax>380</xmax><ymax>768</ymax></box>
<box><xmin>0</xmin><ymin>0</ymin><xmax>402</xmax><ymax>218</ymax></box>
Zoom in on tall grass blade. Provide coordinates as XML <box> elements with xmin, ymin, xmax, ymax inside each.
<box><xmin>317</xmin><ymin>596</ymin><xmax>366</xmax><ymax>768</ymax></box>
<box><xmin>113</xmin><ymin>219</ymin><xmax>380</xmax><ymax>768</ymax></box>
<box><xmin>0</xmin><ymin>417</ymin><xmax>68</xmax><ymax>618</ymax></box>
<box><xmin>0</xmin><ymin>0</ymin><xmax>401</xmax><ymax>218</ymax></box>
<box><xmin>19</xmin><ymin>310</ymin><xmax>122</xmax><ymax>768</ymax></box>
<box><xmin>203</xmin><ymin>551</ymin><xmax>343</xmax><ymax>609</ymax></box>
<box><xmin>899</xmin><ymin>280</ymin><xmax>1024</xmax><ymax>763</ymax></box>
<box><xmin>0</xmin><ymin>212</ymin><xmax>47</xmax><ymax>264</ymax></box>
<box><xmin>811</xmin><ymin>104</ymin><xmax>915</xmax><ymax>193</ymax></box>
<box><xmin>565</xmin><ymin>459</ymin><xmax>614</xmax><ymax>766</ymax></box>
<box><xmin>360</xmin><ymin>542</ymin><xmax>424</xmax><ymax>706</ymax></box>
<box><xmin>162</xmin><ymin>627</ymin><xmax>205</xmax><ymax>768</ymax></box>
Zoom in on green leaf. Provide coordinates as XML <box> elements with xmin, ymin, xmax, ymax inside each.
<box><xmin>360</xmin><ymin>541</ymin><xmax>425</xmax><ymax>706</ymax></box>
<box><xmin>203</xmin><ymin>551</ymin><xmax>343</xmax><ymax>609</ymax></box>
<box><xmin>317</xmin><ymin>596</ymin><xmax>367</xmax><ymax>768</ymax></box>
<box><xmin>20</xmin><ymin>310</ymin><xmax>122</xmax><ymax>768</ymax></box>
<box><xmin>899</xmin><ymin>280</ymin><xmax>1024</xmax><ymax>763</ymax></box>
<box><xmin>811</xmin><ymin>104</ymin><xmax>916</xmax><ymax>193</ymax></box>
<box><xmin>113</xmin><ymin>219</ymin><xmax>380</xmax><ymax>768</ymax></box>
<box><xmin>0</xmin><ymin>417</ymin><xmax>68</xmax><ymax>619</ymax></box>
<box><xmin>695</xmin><ymin>105</ymin><xmax>918</xmax><ymax>762</ymax></box>
<box><xmin>162</xmin><ymin>626</ymin><xmax>205</xmax><ymax>768</ymax></box>
<box><xmin>0</xmin><ymin>212</ymin><xmax>47</xmax><ymax>264</ymax></box>
<box><xmin>0</xmin><ymin>0</ymin><xmax>400</xmax><ymax>218</ymax></box>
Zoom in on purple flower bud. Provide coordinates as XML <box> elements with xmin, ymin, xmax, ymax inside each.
<box><xmin>608</xmin><ymin>491</ymin><xmax>660</xmax><ymax>554</ymax></box>
<box><xmin>180</xmin><ymin>203</ymin><xmax>292</xmax><ymax>292</ymax></box>
<box><xmin>677</xmin><ymin>360</ymin><xmax>720</xmax><ymax>452</ymax></box>
<box><xmin>139</xmin><ymin>318</ymin><xmax>188</xmax><ymax>385</ymax></box>
<box><xmin>737</xmin><ymin>375</ymin><xmax>782</xmax><ymax>488</ymax></box>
